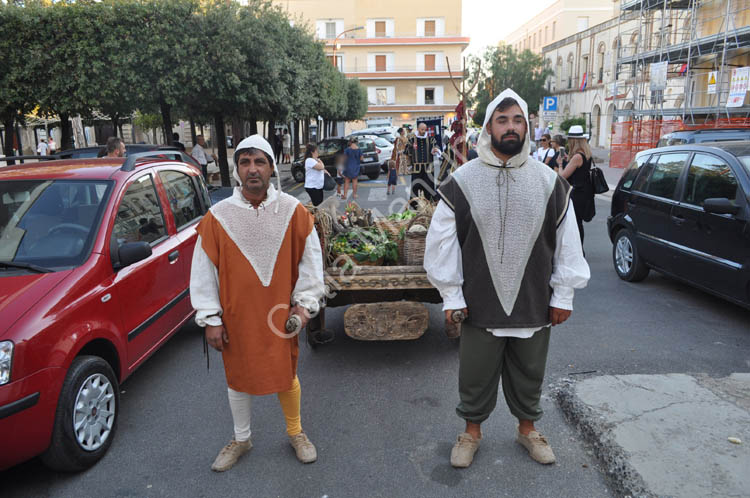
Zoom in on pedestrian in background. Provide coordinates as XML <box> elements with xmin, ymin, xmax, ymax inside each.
<box><xmin>36</xmin><ymin>138</ymin><xmax>48</xmax><ymax>156</ymax></box>
<box><xmin>544</xmin><ymin>135</ymin><xmax>566</xmax><ymax>172</ymax></box>
<box><xmin>559</xmin><ymin>125</ymin><xmax>595</xmax><ymax>246</ymax></box>
<box><xmin>275</xmin><ymin>130</ymin><xmax>283</xmax><ymax>164</ymax></box>
<box><xmin>387</xmin><ymin>158</ymin><xmax>398</xmax><ymax>195</ymax></box>
<box><xmin>105</xmin><ymin>137</ymin><xmax>126</xmax><ymax>158</ymax></box>
<box><xmin>303</xmin><ymin>143</ymin><xmax>328</xmax><ymax>206</ymax></box>
<box><xmin>536</xmin><ymin>133</ymin><xmax>552</xmax><ymax>162</ymax></box>
<box><xmin>342</xmin><ymin>138</ymin><xmax>361</xmax><ymax>199</ymax></box>
<box><xmin>282</xmin><ymin>129</ymin><xmax>291</xmax><ymax>164</ymax></box>
<box><xmin>47</xmin><ymin>134</ymin><xmax>56</xmax><ymax>155</ymax></box>
<box><xmin>172</xmin><ymin>133</ymin><xmax>186</xmax><ymax>152</ymax></box>
<box><xmin>192</xmin><ymin>134</ymin><xmax>217</xmax><ymax>182</ymax></box>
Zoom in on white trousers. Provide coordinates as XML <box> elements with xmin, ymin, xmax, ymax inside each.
<box><xmin>227</xmin><ymin>387</ymin><xmax>252</xmax><ymax>442</ymax></box>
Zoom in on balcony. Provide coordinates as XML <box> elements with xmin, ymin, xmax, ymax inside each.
<box><xmin>334</xmin><ymin>64</ymin><xmax>464</xmax><ymax>80</ymax></box>
<box><xmin>323</xmin><ymin>34</ymin><xmax>470</xmax><ymax>47</ymax></box>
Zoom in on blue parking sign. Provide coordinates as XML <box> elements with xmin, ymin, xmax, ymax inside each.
<box><xmin>543</xmin><ymin>97</ymin><xmax>557</xmax><ymax>111</ymax></box>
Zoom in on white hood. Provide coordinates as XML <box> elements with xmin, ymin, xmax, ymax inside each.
<box><xmin>477</xmin><ymin>88</ymin><xmax>531</xmax><ymax>169</ymax></box>
<box><xmin>232</xmin><ymin>134</ymin><xmax>283</xmax><ymax>213</ymax></box>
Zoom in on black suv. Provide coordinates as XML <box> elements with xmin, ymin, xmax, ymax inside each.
<box><xmin>291</xmin><ymin>137</ymin><xmax>380</xmax><ymax>183</ymax></box>
<box><xmin>607</xmin><ymin>141</ymin><xmax>750</xmax><ymax>309</ymax></box>
<box><xmin>657</xmin><ymin>128</ymin><xmax>750</xmax><ymax>147</ymax></box>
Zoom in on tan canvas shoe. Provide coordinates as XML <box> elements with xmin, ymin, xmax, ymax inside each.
<box><xmin>450</xmin><ymin>432</ymin><xmax>481</xmax><ymax>468</ymax></box>
<box><xmin>211</xmin><ymin>438</ymin><xmax>252</xmax><ymax>472</ymax></box>
<box><xmin>516</xmin><ymin>429</ymin><xmax>556</xmax><ymax>464</ymax></box>
<box><xmin>289</xmin><ymin>432</ymin><xmax>317</xmax><ymax>463</ymax></box>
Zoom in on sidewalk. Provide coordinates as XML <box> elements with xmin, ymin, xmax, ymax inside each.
<box><xmin>555</xmin><ymin>373</ymin><xmax>750</xmax><ymax>498</ymax></box>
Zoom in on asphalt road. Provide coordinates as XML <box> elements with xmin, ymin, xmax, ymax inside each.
<box><xmin>5</xmin><ymin>175</ymin><xmax>750</xmax><ymax>498</ymax></box>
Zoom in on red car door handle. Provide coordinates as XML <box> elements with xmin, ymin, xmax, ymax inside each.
<box><xmin>168</xmin><ymin>250</ymin><xmax>179</xmax><ymax>263</ymax></box>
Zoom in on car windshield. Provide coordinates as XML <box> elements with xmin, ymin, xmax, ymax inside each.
<box><xmin>657</xmin><ymin>137</ymin><xmax>687</xmax><ymax>147</ymax></box>
<box><xmin>374</xmin><ymin>137</ymin><xmax>391</xmax><ymax>147</ymax></box>
<box><xmin>377</xmin><ymin>133</ymin><xmax>396</xmax><ymax>143</ymax></box>
<box><xmin>0</xmin><ymin>180</ymin><xmax>112</xmax><ymax>271</ymax></box>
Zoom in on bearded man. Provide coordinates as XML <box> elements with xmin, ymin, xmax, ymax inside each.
<box><xmin>190</xmin><ymin>135</ymin><xmax>325</xmax><ymax>472</ymax></box>
<box><xmin>407</xmin><ymin>122</ymin><xmax>440</xmax><ymax>200</ymax></box>
<box><xmin>424</xmin><ymin>89</ymin><xmax>590</xmax><ymax>468</ymax></box>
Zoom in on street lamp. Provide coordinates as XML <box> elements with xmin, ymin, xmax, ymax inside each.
<box><xmin>332</xmin><ymin>26</ymin><xmax>363</xmax><ymax>72</ymax></box>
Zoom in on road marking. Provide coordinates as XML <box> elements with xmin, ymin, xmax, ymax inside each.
<box><xmin>368</xmin><ymin>188</ymin><xmax>387</xmax><ymax>201</ymax></box>
<box><xmin>288</xmin><ymin>183</ymin><xmax>303</xmax><ymax>193</ymax></box>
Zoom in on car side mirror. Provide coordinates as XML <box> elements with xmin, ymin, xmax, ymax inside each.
<box><xmin>117</xmin><ymin>241</ymin><xmax>152</xmax><ymax>269</ymax></box>
<box><xmin>703</xmin><ymin>198</ymin><xmax>740</xmax><ymax>215</ymax></box>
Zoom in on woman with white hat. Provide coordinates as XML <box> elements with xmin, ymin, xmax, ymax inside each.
<box><xmin>559</xmin><ymin>125</ymin><xmax>595</xmax><ymax>247</ymax></box>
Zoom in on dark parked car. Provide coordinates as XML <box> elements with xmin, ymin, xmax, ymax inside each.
<box><xmin>53</xmin><ymin>144</ymin><xmax>201</xmax><ymax>169</ymax></box>
<box><xmin>291</xmin><ymin>137</ymin><xmax>380</xmax><ymax>183</ymax></box>
<box><xmin>607</xmin><ymin>141</ymin><xmax>750</xmax><ymax>309</ymax></box>
<box><xmin>656</xmin><ymin>128</ymin><xmax>750</xmax><ymax>148</ymax></box>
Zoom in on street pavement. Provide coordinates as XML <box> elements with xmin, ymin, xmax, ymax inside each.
<box><xmin>4</xmin><ymin>157</ymin><xmax>750</xmax><ymax>498</ymax></box>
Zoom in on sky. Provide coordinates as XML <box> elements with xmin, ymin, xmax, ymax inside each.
<box><xmin>462</xmin><ymin>0</ymin><xmax>556</xmax><ymax>56</ymax></box>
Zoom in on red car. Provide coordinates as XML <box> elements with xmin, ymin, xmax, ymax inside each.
<box><xmin>0</xmin><ymin>152</ymin><xmax>209</xmax><ymax>471</ymax></box>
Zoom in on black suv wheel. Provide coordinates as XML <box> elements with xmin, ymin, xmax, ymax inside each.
<box><xmin>613</xmin><ymin>229</ymin><xmax>649</xmax><ymax>282</ymax></box>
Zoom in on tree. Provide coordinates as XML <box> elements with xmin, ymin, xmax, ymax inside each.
<box><xmin>468</xmin><ymin>45</ymin><xmax>553</xmax><ymax>125</ymax></box>
<box><xmin>344</xmin><ymin>78</ymin><xmax>368</xmax><ymax>122</ymax></box>
<box><xmin>0</xmin><ymin>3</ymin><xmax>36</xmax><ymax>159</ymax></box>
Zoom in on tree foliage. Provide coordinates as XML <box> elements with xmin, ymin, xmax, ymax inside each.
<box><xmin>0</xmin><ymin>0</ymin><xmax>369</xmax><ymax>169</ymax></box>
<box><xmin>468</xmin><ymin>45</ymin><xmax>554</xmax><ymax>125</ymax></box>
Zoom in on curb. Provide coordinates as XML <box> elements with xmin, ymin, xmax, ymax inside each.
<box><xmin>552</xmin><ymin>379</ymin><xmax>655</xmax><ymax>498</ymax></box>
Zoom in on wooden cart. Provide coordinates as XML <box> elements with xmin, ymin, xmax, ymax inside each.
<box><xmin>305</xmin><ymin>264</ymin><xmax>444</xmax><ymax>347</ymax></box>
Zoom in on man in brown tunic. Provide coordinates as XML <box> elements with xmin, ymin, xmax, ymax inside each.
<box><xmin>190</xmin><ymin>135</ymin><xmax>325</xmax><ymax>471</ymax></box>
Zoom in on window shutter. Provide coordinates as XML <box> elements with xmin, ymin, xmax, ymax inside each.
<box><xmin>366</xmin><ymin>20</ymin><xmax>375</xmax><ymax>38</ymax></box>
<box><xmin>375</xmin><ymin>21</ymin><xmax>386</xmax><ymax>37</ymax></box>
<box><xmin>436</xmin><ymin>86</ymin><xmax>444</xmax><ymax>105</ymax></box>
<box><xmin>436</xmin><ymin>18</ymin><xmax>445</xmax><ymax>36</ymax></box>
<box><xmin>386</xmin><ymin>20</ymin><xmax>395</xmax><ymax>37</ymax></box>
<box><xmin>376</xmin><ymin>55</ymin><xmax>386</xmax><ymax>71</ymax></box>
<box><xmin>367</xmin><ymin>87</ymin><xmax>377</xmax><ymax>105</ymax></box>
<box><xmin>416</xmin><ymin>86</ymin><xmax>425</xmax><ymax>105</ymax></box>
<box><xmin>416</xmin><ymin>19</ymin><xmax>424</xmax><ymax>37</ymax></box>
<box><xmin>425</xmin><ymin>20</ymin><xmax>436</xmax><ymax>37</ymax></box>
<box><xmin>387</xmin><ymin>87</ymin><xmax>395</xmax><ymax>104</ymax></box>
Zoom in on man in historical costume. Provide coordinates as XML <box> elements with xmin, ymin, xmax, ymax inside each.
<box><xmin>190</xmin><ymin>135</ymin><xmax>325</xmax><ymax>472</ymax></box>
<box><xmin>406</xmin><ymin>122</ymin><xmax>440</xmax><ymax>200</ymax></box>
<box><xmin>424</xmin><ymin>89</ymin><xmax>590</xmax><ymax>468</ymax></box>
<box><xmin>436</xmin><ymin>101</ymin><xmax>469</xmax><ymax>185</ymax></box>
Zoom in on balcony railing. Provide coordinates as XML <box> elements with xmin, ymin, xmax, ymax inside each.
<box><xmin>335</xmin><ymin>64</ymin><xmax>463</xmax><ymax>75</ymax></box>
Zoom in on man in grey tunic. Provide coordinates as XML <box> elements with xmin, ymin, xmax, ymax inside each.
<box><xmin>424</xmin><ymin>89</ymin><xmax>590</xmax><ymax>468</ymax></box>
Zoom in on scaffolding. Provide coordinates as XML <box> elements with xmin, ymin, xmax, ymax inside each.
<box><xmin>609</xmin><ymin>0</ymin><xmax>750</xmax><ymax>166</ymax></box>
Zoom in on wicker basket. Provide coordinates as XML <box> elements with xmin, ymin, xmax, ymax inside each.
<box><xmin>403</xmin><ymin>214</ymin><xmax>431</xmax><ymax>267</ymax></box>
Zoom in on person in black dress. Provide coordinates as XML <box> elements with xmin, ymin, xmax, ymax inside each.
<box><xmin>559</xmin><ymin>126</ymin><xmax>594</xmax><ymax>247</ymax></box>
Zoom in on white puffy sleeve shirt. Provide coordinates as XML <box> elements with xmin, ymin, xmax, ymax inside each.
<box><xmin>424</xmin><ymin>199</ymin><xmax>590</xmax><ymax>338</ymax></box>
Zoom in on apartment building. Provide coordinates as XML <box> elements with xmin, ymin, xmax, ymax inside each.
<box><xmin>504</xmin><ymin>0</ymin><xmax>618</xmax><ymax>54</ymax></box>
<box><xmin>273</xmin><ymin>0</ymin><xmax>469</xmax><ymax>129</ymax></box>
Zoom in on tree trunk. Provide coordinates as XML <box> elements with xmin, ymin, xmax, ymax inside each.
<box><xmin>214</xmin><ymin>113</ymin><xmax>231</xmax><ymax>187</ymax></box>
<box><xmin>59</xmin><ymin>112</ymin><xmax>74</xmax><ymax>150</ymax></box>
<box><xmin>159</xmin><ymin>97</ymin><xmax>173</xmax><ymax>145</ymax></box>
<box><xmin>3</xmin><ymin>116</ymin><xmax>15</xmax><ymax>164</ymax></box>
<box><xmin>189</xmin><ymin>116</ymin><xmax>197</xmax><ymax>146</ymax></box>
<box><xmin>112</xmin><ymin>114</ymin><xmax>120</xmax><ymax>138</ymax></box>
<box><xmin>267</xmin><ymin>119</ymin><xmax>275</xmax><ymax>147</ymax></box>
<box><xmin>293</xmin><ymin>119</ymin><xmax>300</xmax><ymax>157</ymax></box>
<box><xmin>231</xmin><ymin>117</ymin><xmax>243</xmax><ymax>148</ymax></box>
<box><xmin>249</xmin><ymin>118</ymin><xmax>258</xmax><ymax>135</ymax></box>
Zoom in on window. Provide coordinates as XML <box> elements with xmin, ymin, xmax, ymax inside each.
<box><xmin>375</xmin><ymin>21</ymin><xmax>386</xmax><ymax>37</ymax></box>
<box><xmin>684</xmin><ymin>154</ymin><xmax>738</xmax><ymax>206</ymax></box>
<box><xmin>533</xmin><ymin>33</ymin><xmax>536</xmax><ymax>48</ymax></box>
<box><xmin>424</xmin><ymin>54</ymin><xmax>435</xmax><ymax>71</ymax></box>
<box><xmin>621</xmin><ymin>154</ymin><xmax>651</xmax><ymax>189</ymax></box>
<box><xmin>325</xmin><ymin>22</ymin><xmax>336</xmax><ymax>39</ymax></box>
<box><xmin>425</xmin><ymin>20</ymin><xmax>436</xmax><ymax>36</ymax></box>
<box><xmin>582</xmin><ymin>55</ymin><xmax>589</xmax><ymax>77</ymax></box>
<box><xmin>375</xmin><ymin>55</ymin><xmax>386</xmax><ymax>71</ymax></box>
<box><xmin>545</xmin><ymin>26</ymin><xmax>548</xmax><ymax>43</ymax></box>
<box><xmin>158</xmin><ymin>171</ymin><xmax>203</xmax><ymax>230</ymax></box>
<box><xmin>577</xmin><ymin>17</ymin><xmax>589</xmax><ymax>32</ymax></box>
<box><xmin>113</xmin><ymin>175</ymin><xmax>167</xmax><ymax>246</ymax></box>
<box><xmin>642</xmin><ymin>153</ymin><xmax>689</xmax><ymax>199</ymax></box>
<box><xmin>326</xmin><ymin>55</ymin><xmax>343</xmax><ymax>71</ymax></box>
<box><xmin>425</xmin><ymin>88</ymin><xmax>435</xmax><ymax>105</ymax></box>
<box><xmin>553</xmin><ymin>21</ymin><xmax>556</xmax><ymax>39</ymax></box>
<box><xmin>376</xmin><ymin>88</ymin><xmax>387</xmax><ymax>105</ymax></box>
